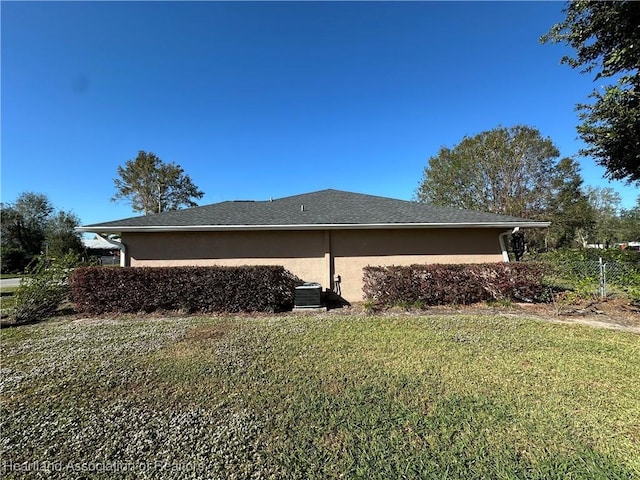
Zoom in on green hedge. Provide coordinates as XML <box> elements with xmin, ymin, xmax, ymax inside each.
<box><xmin>71</xmin><ymin>266</ymin><xmax>298</xmax><ymax>314</ymax></box>
<box><xmin>527</xmin><ymin>247</ymin><xmax>640</xmax><ymax>264</ymax></box>
<box><xmin>525</xmin><ymin>248</ymin><xmax>640</xmax><ymax>301</ymax></box>
<box><xmin>363</xmin><ymin>263</ymin><xmax>548</xmax><ymax>308</ymax></box>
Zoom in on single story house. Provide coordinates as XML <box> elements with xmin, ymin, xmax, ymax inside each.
<box><xmin>77</xmin><ymin>189</ymin><xmax>549</xmax><ymax>302</ymax></box>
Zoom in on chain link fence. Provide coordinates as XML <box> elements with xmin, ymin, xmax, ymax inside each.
<box><xmin>548</xmin><ymin>258</ymin><xmax>640</xmax><ymax>300</ymax></box>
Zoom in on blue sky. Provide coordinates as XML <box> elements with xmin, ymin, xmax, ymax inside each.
<box><xmin>2</xmin><ymin>1</ymin><xmax>638</xmax><ymax>228</ymax></box>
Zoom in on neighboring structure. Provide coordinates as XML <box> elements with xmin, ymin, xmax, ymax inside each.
<box><xmin>77</xmin><ymin>189</ymin><xmax>549</xmax><ymax>302</ymax></box>
<box><xmin>82</xmin><ymin>235</ymin><xmax>122</xmax><ymax>265</ymax></box>
<box><xmin>624</xmin><ymin>242</ymin><xmax>640</xmax><ymax>251</ymax></box>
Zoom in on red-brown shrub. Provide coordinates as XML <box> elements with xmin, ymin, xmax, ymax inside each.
<box><xmin>362</xmin><ymin>263</ymin><xmax>548</xmax><ymax>308</ymax></box>
<box><xmin>70</xmin><ymin>265</ymin><xmax>298</xmax><ymax>314</ymax></box>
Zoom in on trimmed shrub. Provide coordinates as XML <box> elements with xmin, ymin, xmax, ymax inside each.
<box><xmin>70</xmin><ymin>265</ymin><xmax>299</xmax><ymax>315</ymax></box>
<box><xmin>362</xmin><ymin>263</ymin><xmax>548</xmax><ymax>308</ymax></box>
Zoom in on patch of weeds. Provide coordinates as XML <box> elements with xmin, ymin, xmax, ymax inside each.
<box><xmin>362</xmin><ymin>299</ymin><xmax>381</xmax><ymax>314</ymax></box>
<box><xmin>486</xmin><ymin>298</ymin><xmax>514</xmax><ymax>308</ymax></box>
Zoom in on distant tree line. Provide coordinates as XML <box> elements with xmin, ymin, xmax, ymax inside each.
<box><xmin>1</xmin><ymin>192</ymin><xmax>84</xmax><ymax>273</ymax></box>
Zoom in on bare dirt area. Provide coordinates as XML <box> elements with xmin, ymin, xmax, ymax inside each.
<box><xmin>515</xmin><ymin>296</ymin><xmax>640</xmax><ymax>330</ymax></box>
<box><xmin>3</xmin><ymin>296</ymin><xmax>638</xmax><ymax>334</ymax></box>
<box><xmin>325</xmin><ymin>296</ymin><xmax>640</xmax><ymax>334</ymax></box>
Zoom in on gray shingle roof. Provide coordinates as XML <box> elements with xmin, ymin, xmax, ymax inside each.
<box><xmin>79</xmin><ymin>189</ymin><xmax>549</xmax><ymax>232</ymax></box>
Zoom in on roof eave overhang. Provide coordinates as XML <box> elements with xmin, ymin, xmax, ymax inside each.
<box><xmin>77</xmin><ymin>222</ymin><xmax>551</xmax><ymax>234</ymax></box>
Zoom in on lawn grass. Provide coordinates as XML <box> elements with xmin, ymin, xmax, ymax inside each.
<box><xmin>1</xmin><ymin>314</ymin><xmax>638</xmax><ymax>479</ymax></box>
<box><xmin>0</xmin><ymin>287</ymin><xmax>18</xmax><ymax>317</ymax></box>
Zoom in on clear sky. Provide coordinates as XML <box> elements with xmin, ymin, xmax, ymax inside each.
<box><xmin>2</xmin><ymin>1</ymin><xmax>638</xmax><ymax>228</ymax></box>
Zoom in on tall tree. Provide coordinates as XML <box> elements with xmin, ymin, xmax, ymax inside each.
<box><xmin>618</xmin><ymin>197</ymin><xmax>640</xmax><ymax>242</ymax></box>
<box><xmin>1</xmin><ymin>192</ymin><xmax>83</xmax><ymax>272</ymax></box>
<box><xmin>584</xmin><ymin>186</ymin><xmax>622</xmax><ymax>247</ymax></box>
<box><xmin>541</xmin><ymin>1</ymin><xmax>640</xmax><ymax>184</ymax></box>
<box><xmin>1</xmin><ymin>192</ymin><xmax>53</xmax><ymax>255</ymax></box>
<box><xmin>545</xmin><ymin>157</ymin><xmax>595</xmax><ymax>249</ymax></box>
<box><xmin>112</xmin><ymin>151</ymin><xmax>204</xmax><ymax>215</ymax></box>
<box><xmin>45</xmin><ymin>211</ymin><xmax>84</xmax><ymax>258</ymax></box>
<box><xmin>415</xmin><ymin>125</ymin><xmax>561</xmax><ymax>219</ymax></box>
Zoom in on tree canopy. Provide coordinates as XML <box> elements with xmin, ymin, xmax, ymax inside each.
<box><xmin>1</xmin><ymin>192</ymin><xmax>52</xmax><ymax>256</ymax></box>
<box><xmin>541</xmin><ymin>0</ymin><xmax>640</xmax><ymax>184</ymax></box>
<box><xmin>414</xmin><ymin>125</ymin><xmax>604</xmax><ymax>251</ymax></box>
<box><xmin>112</xmin><ymin>151</ymin><xmax>204</xmax><ymax>215</ymax></box>
<box><xmin>618</xmin><ymin>197</ymin><xmax>640</xmax><ymax>242</ymax></box>
<box><xmin>545</xmin><ymin>157</ymin><xmax>595</xmax><ymax>249</ymax></box>
<box><xmin>1</xmin><ymin>192</ymin><xmax>83</xmax><ymax>272</ymax></box>
<box><xmin>584</xmin><ymin>186</ymin><xmax>623</xmax><ymax>247</ymax></box>
<box><xmin>415</xmin><ymin>125</ymin><xmax>561</xmax><ymax>219</ymax></box>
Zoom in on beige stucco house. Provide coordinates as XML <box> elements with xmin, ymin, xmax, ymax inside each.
<box><xmin>78</xmin><ymin>189</ymin><xmax>549</xmax><ymax>302</ymax></box>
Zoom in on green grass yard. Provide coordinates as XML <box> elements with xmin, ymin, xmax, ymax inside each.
<box><xmin>0</xmin><ymin>288</ymin><xmax>18</xmax><ymax>318</ymax></box>
<box><xmin>1</xmin><ymin>314</ymin><xmax>638</xmax><ymax>479</ymax></box>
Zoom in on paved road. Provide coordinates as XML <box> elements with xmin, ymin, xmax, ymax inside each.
<box><xmin>0</xmin><ymin>278</ymin><xmax>22</xmax><ymax>288</ymax></box>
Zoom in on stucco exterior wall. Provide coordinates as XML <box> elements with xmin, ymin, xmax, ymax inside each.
<box><xmin>330</xmin><ymin>229</ymin><xmax>504</xmax><ymax>301</ymax></box>
<box><xmin>122</xmin><ymin>228</ymin><xmax>505</xmax><ymax>303</ymax></box>
<box><xmin>124</xmin><ymin>230</ymin><xmax>328</xmax><ymax>287</ymax></box>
